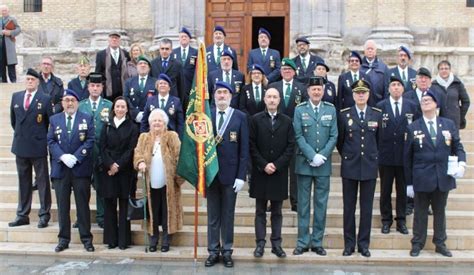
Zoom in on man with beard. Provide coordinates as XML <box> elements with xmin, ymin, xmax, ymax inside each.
<box><xmin>293</xmin><ymin>37</ymin><xmax>324</xmax><ymax>85</ymax></box>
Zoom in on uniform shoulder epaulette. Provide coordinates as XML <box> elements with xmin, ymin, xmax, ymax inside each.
<box><xmin>340</xmin><ymin>107</ymin><xmax>350</xmax><ymax>113</ymax></box>
<box><xmin>296</xmin><ymin>101</ymin><xmax>308</xmax><ymax>107</ymax></box>
<box><xmin>103</xmin><ymin>98</ymin><xmax>113</xmax><ymax>104</ymax></box>
<box><xmin>371</xmin><ymin>107</ymin><xmax>382</xmax><ymax>112</ymax></box>
<box><xmin>323</xmin><ymin>101</ymin><xmax>334</xmax><ymax>107</ymax></box>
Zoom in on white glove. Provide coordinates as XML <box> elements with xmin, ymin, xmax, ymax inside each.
<box><xmin>233</xmin><ymin>179</ymin><xmax>245</xmax><ymax>193</ymax></box>
<box><xmin>454</xmin><ymin>164</ymin><xmax>466</xmax><ymax>178</ymax></box>
<box><xmin>135</xmin><ymin>111</ymin><xmax>144</xmax><ymax>123</ymax></box>
<box><xmin>60</xmin><ymin>154</ymin><xmax>77</xmax><ymax>168</ymax></box>
<box><xmin>311</xmin><ymin>154</ymin><xmax>327</xmax><ymax>167</ymax></box>
<box><xmin>407</xmin><ymin>185</ymin><xmax>414</xmax><ymax>198</ymax></box>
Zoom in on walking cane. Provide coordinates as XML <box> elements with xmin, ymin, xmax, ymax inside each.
<box><xmin>142</xmin><ymin>173</ymin><xmax>149</xmax><ymax>253</ymax></box>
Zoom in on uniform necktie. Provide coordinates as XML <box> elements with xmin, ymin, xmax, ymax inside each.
<box><xmin>181</xmin><ymin>48</ymin><xmax>187</xmax><ymax>64</ymax></box>
<box><xmin>262</xmin><ymin>49</ymin><xmax>266</xmax><ymax>59</ymax></box>
<box><xmin>25</xmin><ymin>93</ymin><xmax>32</xmax><ymax>110</ymax></box>
<box><xmin>92</xmin><ymin>101</ymin><xmax>97</xmax><ymax>112</ymax></box>
<box><xmin>225</xmin><ymin>71</ymin><xmax>231</xmax><ymax>84</ymax></box>
<box><xmin>360</xmin><ymin>111</ymin><xmax>365</xmax><ymax>121</ymax></box>
<box><xmin>394</xmin><ymin>101</ymin><xmax>400</xmax><ymax>118</ymax></box>
<box><xmin>218</xmin><ymin>111</ymin><xmax>225</xmax><ymax>130</ymax></box>
<box><xmin>353</xmin><ymin>73</ymin><xmax>358</xmax><ymax>82</ymax></box>
<box><xmin>402</xmin><ymin>70</ymin><xmax>407</xmax><ymax>82</ymax></box>
<box><xmin>428</xmin><ymin>121</ymin><xmax>436</xmax><ymax>145</ymax></box>
<box><xmin>216</xmin><ymin>46</ymin><xmax>221</xmax><ymax>64</ymax></box>
<box><xmin>162</xmin><ymin>60</ymin><xmax>168</xmax><ymax>69</ymax></box>
<box><xmin>67</xmin><ymin>115</ymin><xmax>72</xmax><ymax>138</ymax></box>
<box><xmin>301</xmin><ymin>57</ymin><xmax>307</xmax><ymax>71</ymax></box>
<box><xmin>139</xmin><ymin>77</ymin><xmax>145</xmax><ymax>91</ymax></box>
<box><xmin>255</xmin><ymin>85</ymin><xmax>260</xmax><ymax>103</ymax></box>
<box><xmin>285</xmin><ymin>83</ymin><xmax>291</xmax><ymax>107</ymax></box>
<box><xmin>160</xmin><ymin>98</ymin><xmax>165</xmax><ymax>109</ymax></box>
<box><xmin>314</xmin><ymin>106</ymin><xmax>319</xmax><ymax>117</ymax></box>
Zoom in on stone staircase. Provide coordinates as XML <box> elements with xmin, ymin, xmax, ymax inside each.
<box><xmin>0</xmin><ymin>83</ymin><xmax>473</xmax><ymax>263</ymax></box>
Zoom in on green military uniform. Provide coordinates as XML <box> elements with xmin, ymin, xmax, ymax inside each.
<box><xmin>293</xmin><ymin>100</ymin><xmax>338</xmax><ymax>249</ymax></box>
<box><xmin>78</xmin><ymin>97</ymin><xmax>112</xmax><ymax>226</ymax></box>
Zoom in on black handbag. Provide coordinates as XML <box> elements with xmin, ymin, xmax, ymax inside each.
<box><xmin>127</xmin><ymin>197</ymin><xmax>148</xmax><ymax>220</ymax></box>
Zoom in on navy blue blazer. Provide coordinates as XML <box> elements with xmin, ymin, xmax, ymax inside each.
<box><xmin>403</xmin><ymin>88</ymin><xmax>447</xmax><ymax>119</ymax></box>
<box><xmin>376</xmin><ymin>98</ymin><xmax>420</xmax><ymax>166</ymax></box>
<box><xmin>247</xmin><ymin>48</ymin><xmax>281</xmax><ymax>83</ymax></box>
<box><xmin>336</xmin><ymin>70</ymin><xmax>372</xmax><ymax>110</ymax></box>
<box><xmin>361</xmin><ymin>57</ymin><xmax>389</xmax><ymax>105</ymax></box>
<box><xmin>10</xmin><ymin>91</ymin><xmax>53</xmax><ymax>158</ymax></box>
<box><xmin>172</xmin><ymin>46</ymin><xmax>198</xmax><ymax>108</ymax></box>
<box><xmin>211</xmin><ymin>107</ymin><xmax>249</xmax><ymax>185</ymax></box>
<box><xmin>404</xmin><ymin>116</ymin><xmax>466</xmax><ymax>192</ymax></box>
<box><xmin>150</xmin><ymin>57</ymin><xmax>182</xmax><ymax>99</ymax></box>
<box><xmin>268</xmin><ymin>80</ymin><xmax>308</xmax><ymax>118</ymax></box>
<box><xmin>47</xmin><ymin>111</ymin><xmax>95</xmax><ymax>179</ymax></box>
<box><xmin>384</xmin><ymin>66</ymin><xmax>417</xmax><ymax>94</ymax></box>
<box><xmin>67</xmin><ymin>77</ymin><xmax>89</xmax><ymax>101</ymax></box>
<box><xmin>140</xmin><ymin>95</ymin><xmax>184</xmax><ymax>136</ymax></box>
<box><xmin>208</xmin><ymin>69</ymin><xmax>244</xmax><ymax>108</ymax></box>
<box><xmin>323</xmin><ymin>80</ymin><xmax>337</xmax><ymax>105</ymax></box>
<box><xmin>206</xmin><ymin>44</ymin><xmax>239</xmax><ymax>73</ymax></box>
<box><xmin>239</xmin><ymin>84</ymin><xmax>267</xmax><ymax>116</ymax></box>
<box><xmin>293</xmin><ymin>54</ymin><xmax>324</xmax><ymax>85</ymax></box>
<box><xmin>124</xmin><ymin>75</ymin><xmax>157</xmax><ymax>120</ymax></box>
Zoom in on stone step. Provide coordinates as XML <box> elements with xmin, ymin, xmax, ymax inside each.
<box><xmin>1</xmin><ymin>222</ymin><xmax>473</xmax><ymax>250</ymax></box>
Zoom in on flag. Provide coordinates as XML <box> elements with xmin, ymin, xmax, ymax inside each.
<box><xmin>177</xmin><ymin>42</ymin><xmax>219</xmax><ymax>197</ymax></box>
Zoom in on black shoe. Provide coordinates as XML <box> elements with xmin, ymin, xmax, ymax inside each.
<box><xmin>8</xmin><ymin>217</ymin><xmax>29</xmax><ymax>227</ymax></box>
<box><xmin>435</xmin><ymin>246</ymin><xmax>452</xmax><ymax>257</ymax></box>
<box><xmin>222</xmin><ymin>255</ymin><xmax>233</xmax><ymax>268</ymax></box>
<box><xmin>358</xmin><ymin>247</ymin><xmax>371</xmax><ymax>257</ymax></box>
<box><xmin>292</xmin><ymin>247</ymin><xmax>308</xmax><ymax>255</ymax></box>
<box><xmin>97</xmin><ymin>222</ymin><xmax>104</xmax><ymax>229</ymax></box>
<box><xmin>37</xmin><ymin>219</ymin><xmax>49</xmax><ymax>228</ymax></box>
<box><xmin>108</xmin><ymin>244</ymin><xmax>117</xmax><ymax>249</ymax></box>
<box><xmin>119</xmin><ymin>246</ymin><xmax>129</xmax><ymax>250</ymax></box>
<box><xmin>406</xmin><ymin>204</ymin><xmax>414</xmax><ymax>216</ymax></box>
<box><xmin>342</xmin><ymin>247</ymin><xmax>355</xmax><ymax>256</ymax></box>
<box><xmin>84</xmin><ymin>243</ymin><xmax>95</xmax><ymax>252</ymax></box>
<box><xmin>271</xmin><ymin>246</ymin><xmax>286</xmax><ymax>258</ymax></box>
<box><xmin>161</xmin><ymin>245</ymin><xmax>170</xmax><ymax>252</ymax></box>
<box><xmin>32</xmin><ymin>184</ymin><xmax>38</xmax><ymax>191</ymax></box>
<box><xmin>311</xmin><ymin>246</ymin><xmax>327</xmax><ymax>256</ymax></box>
<box><xmin>149</xmin><ymin>246</ymin><xmax>157</xmax><ymax>252</ymax></box>
<box><xmin>291</xmin><ymin>205</ymin><xmax>297</xmax><ymax>212</ymax></box>
<box><xmin>55</xmin><ymin>243</ymin><xmax>69</xmax><ymax>253</ymax></box>
<box><xmin>410</xmin><ymin>247</ymin><xmax>421</xmax><ymax>257</ymax></box>
<box><xmin>72</xmin><ymin>221</ymin><xmax>79</xmax><ymax>228</ymax></box>
<box><xmin>253</xmin><ymin>245</ymin><xmax>264</xmax><ymax>257</ymax></box>
<box><xmin>381</xmin><ymin>224</ymin><xmax>391</xmax><ymax>234</ymax></box>
<box><xmin>204</xmin><ymin>254</ymin><xmax>219</xmax><ymax>267</ymax></box>
<box><xmin>396</xmin><ymin>223</ymin><xmax>409</xmax><ymax>234</ymax></box>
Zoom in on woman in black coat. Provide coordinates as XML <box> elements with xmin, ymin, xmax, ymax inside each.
<box><xmin>239</xmin><ymin>64</ymin><xmax>268</xmax><ymax>116</ymax></box>
<box><xmin>100</xmin><ymin>96</ymin><xmax>139</xmax><ymax>249</ymax></box>
<box><xmin>313</xmin><ymin>62</ymin><xmax>336</xmax><ymax>105</ymax></box>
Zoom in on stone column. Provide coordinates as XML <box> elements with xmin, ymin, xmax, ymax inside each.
<box><xmin>90</xmin><ymin>0</ymin><xmax>130</xmax><ymax>48</ymax></box>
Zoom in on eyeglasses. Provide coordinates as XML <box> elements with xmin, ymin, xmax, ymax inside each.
<box><xmin>62</xmin><ymin>98</ymin><xmax>77</xmax><ymax>103</ymax></box>
<box><xmin>160</xmin><ymin>47</ymin><xmax>170</xmax><ymax>50</ymax></box>
<box><xmin>42</xmin><ymin>62</ymin><xmax>53</xmax><ymax>66</ymax></box>
<box><xmin>349</xmin><ymin>59</ymin><xmax>360</xmax><ymax>63</ymax></box>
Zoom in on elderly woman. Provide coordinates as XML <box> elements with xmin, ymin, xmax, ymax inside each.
<box><xmin>127</xmin><ymin>43</ymin><xmax>145</xmax><ymax>78</ymax></box>
<box><xmin>431</xmin><ymin>60</ymin><xmax>470</xmax><ymax>129</ymax></box>
<box><xmin>239</xmin><ymin>64</ymin><xmax>268</xmax><ymax>116</ymax></box>
<box><xmin>313</xmin><ymin>62</ymin><xmax>336</xmax><ymax>105</ymax></box>
<box><xmin>99</xmin><ymin>96</ymin><xmax>139</xmax><ymax>250</ymax></box>
<box><xmin>133</xmin><ymin>108</ymin><xmax>183</xmax><ymax>252</ymax></box>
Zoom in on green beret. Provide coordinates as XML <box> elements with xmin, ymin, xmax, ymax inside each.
<box><xmin>281</xmin><ymin>57</ymin><xmax>296</xmax><ymax>71</ymax></box>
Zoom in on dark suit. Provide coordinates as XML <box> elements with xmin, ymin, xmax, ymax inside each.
<box><xmin>404</xmin><ymin>117</ymin><xmax>466</xmax><ymax>250</ymax></box>
<box><xmin>140</xmin><ymin>94</ymin><xmax>184</xmax><ymax>137</ymax></box>
<box><xmin>47</xmin><ymin>111</ymin><xmax>95</xmax><ymax>246</ymax></box>
<box><xmin>377</xmin><ymin>98</ymin><xmax>419</xmax><ymax>226</ymax></box>
<box><xmin>361</xmin><ymin>57</ymin><xmax>389</xmax><ymax>105</ymax></box>
<box><xmin>39</xmin><ymin>74</ymin><xmax>64</xmax><ymax>114</ymax></box>
<box><xmin>247</xmin><ymin>48</ymin><xmax>281</xmax><ymax>83</ymax></box>
<box><xmin>323</xmin><ymin>80</ymin><xmax>337</xmax><ymax>105</ymax></box>
<box><xmin>124</xmin><ymin>75</ymin><xmax>157</xmax><ymax>121</ymax></box>
<box><xmin>172</xmin><ymin>46</ymin><xmax>198</xmax><ymax>110</ymax></box>
<box><xmin>10</xmin><ymin>90</ymin><xmax>52</xmax><ymax>222</ymax></box>
<box><xmin>67</xmin><ymin>77</ymin><xmax>89</xmax><ymax>101</ymax></box>
<box><xmin>336</xmin><ymin>70</ymin><xmax>371</xmax><ymax>110</ymax></box>
<box><xmin>95</xmin><ymin>48</ymin><xmax>130</xmax><ymax>102</ymax></box>
<box><xmin>206</xmin><ymin>44</ymin><xmax>239</xmax><ymax>73</ymax></box>
<box><xmin>239</xmin><ymin>83</ymin><xmax>267</xmax><ymax>116</ymax></box>
<box><xmin>150</xmin><ymin>57</ymin><xmax>182</xmax><ymax>100</ymax></box>
<box><xmin>337</xmin><ymin>106</ymin><xmax>382</xmax><ymax>251</ymax></box>
<box><xmin>293</xmin><ymin>54</ymin><xmax>324</xmax><ymax>85</ymax></box>
<box><xmin>404</xmin><ymin>88</ymin><xmax>447</xmax><ymax>119</ymax></box>
<box><xmin>208</xmin><ymin>69</ymin><xmax>244</xmax><ymax>108</ymax></box>
<box><xmin>385</xmin><ymin>66</ymin><xmax>417</xmax><ymax>94</ymax></box>
<box><xmin>207</xmin><ymin>107</ymin><xmax>249</xmax><ymax>257</ymax></box>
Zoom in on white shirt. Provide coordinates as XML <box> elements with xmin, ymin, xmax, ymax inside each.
<box><xmin>252</xmin><ymin>83</ymin><xmax>262</xmax><ymax>99</ymax></box>
<box><xmin>138</xmin><ymin>74</ymin><xmax>148</xmax><ymax>85</ymax></box>
<box><xmin>415</xmin><ymin>88</ymin><xmax>424</xmax><ymax>103</ymax></box>
<box><xmin>351</xmin><ymin>71</ymin><xmax>359</xmax><ymax>81</ymax></box>
<box><xmin>23</xmin><ymin>90</ymin><xmax>37</xmax><ymax>109</ymax></box>
<box><xmin>158</xmin><ymin>94</ymin><xmax>169</xmax><ymax>108</ymax></box>
<box><xmin>65</xmin><ymin>112</ymin><xmax>77</xmax><ymax>130</ymax></box>
<box><xmin>215</xmin><ymin>106</ymin><xmax>231</xmax><ymax>130</ymax></box>
<box><xmin>213</xmin><ymin>44</ymin><xmax>225</xmax><ymax>61</ymax></box>
<box><xmin>110</xmin><ymin>47</ymin><xmax>119</xmax><ymax>62</ymax></box>
<box><xmin>355</xmin><ymin>105</ymin><xmax>368</xmax><ymax>119</ymax></box>
<box><xmin>150</xmin><ymin>141</ymin><xmax>166</xmax><ymax>189</ymax></box>
<box><xmin>283</xmin><ymin>79</ymin><xmax>293</xmax><ymax>91</ymax></box>
<box><xmin>260</xmin><ymin>47</ymin><xmax>269</xmax><ymax>56</ymax></box>
<box><xmin>309</xmin><ymin>100</ymin><xmax>321</xmax><ymax>113</ymax></box>
<box><xmin>397</xmin><ymin>66</ymin><xmax>408</xmax><ymax>81</ymax></box>
<box><xmin>113</xmin><ymin>116</ymin><xmax>126</xmax><ymax>128</ymax></box>
<box><xmin>89</xmin><ymin>97</ymin><xmax>101</xmax><ymax>110</ymax></box>
<box><xmin>300</xmin><ymin>54</ymin><xmax>309</xmax><ymax>67</ymax></box>
<box><xmin>222</xmin><ymin>70</ymin><xmax>232</xmax><ymax>82</ymax></box>
<box><xmin>389</xmin><ymin>96</ymin><xmax>403</xmax><ymax>117</ymax></box>
<box><xmin>423</xmin><ymin>116</ymin><xmax>437</xmax><ymax>135</ymax></box>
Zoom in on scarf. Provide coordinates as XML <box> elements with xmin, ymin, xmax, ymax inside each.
<box><xmin>435</xmin><ymin>72</ymin><xmax>454</xmax><ymax>90</ymax></box>
<box><xmin>105</xmin><ymin>47</ymin><xmax>128</xmax><ymax>97</ymax></box>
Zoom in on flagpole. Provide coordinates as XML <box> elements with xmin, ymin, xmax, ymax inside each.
<box><xmin>194</xmin><ymin>186</ymin><xmax>198</xmax><ymax>263</ymax></box>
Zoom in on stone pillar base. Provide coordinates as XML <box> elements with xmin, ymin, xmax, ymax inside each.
<box><xmin>368</xmin><ymin>27</ymin><xmax>414</xmax><ymax>49</ymax></box>
<box><xmin>91</xmin><ymin>29</ymin><xmax>130</xmax><ymax>48</ymax></box>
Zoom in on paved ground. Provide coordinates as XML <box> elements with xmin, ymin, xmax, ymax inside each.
<box><xmin>0</xmin><ymin>255</ymin><xmax>472</xmax><ymax>275</ymax></box>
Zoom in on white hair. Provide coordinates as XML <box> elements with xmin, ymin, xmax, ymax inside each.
<box><xmin>148</xmin><ymin>108</ymin><xmax>169</xmax><ymax>125</ymax></box>
<box><xmin>364</xmin><ymin>39</ymin><xmax>377</xmax><ymax>50</ymax></box>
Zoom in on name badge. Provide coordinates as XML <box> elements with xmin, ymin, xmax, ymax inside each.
<box><xmin>321</xmin><ymin>115</ymin><xmax>332</xmax><ymax>121</ymax></box>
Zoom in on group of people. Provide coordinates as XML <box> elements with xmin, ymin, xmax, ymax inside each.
<box><xmin>8</xmin><ymin>23</ymin><xmax>470</xmax><ymax>268</ymax></box>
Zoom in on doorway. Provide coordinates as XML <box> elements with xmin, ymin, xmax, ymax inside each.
<box><xmin>251</xmin><ymin>17</ymin><xmax>285</xmax><ymax>58</ymax></box>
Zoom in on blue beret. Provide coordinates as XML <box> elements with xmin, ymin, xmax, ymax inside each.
<box><xmin>422</xmin><ymin>90</ymin><xmax>438</xmax><ymax>105</ymax></box>
<box><xmin>180</xmin><ymin>27</ymin><xmax>192</xmax><ymax>38</ymax></box>
<box><xmin>295</xmin><ymin>37</ymin><xmax>310</xmax><ymax>44</ymax></box>
<box><xmin>258</xmin><ymin>27</ymin><xmax>271</xmax><ymax>40</ymax></box>
<box><xmin>250</xmin><ymin>64</ymin><xmax>265</xmax><ymax>74</ymax></box>
<box><xmin>315</xmin><ymin>62</ymin><xmax>330</xmax><ymax>72</ymax></box>
<box><xmin>214</xmin><ymin>26</ymin><xmax>226</xmax><ymax>36</ymax></box>
<box><xmin>26</xmin><ymin>68</ymin><xmax>40</xmax><ymax>79</ymax></box>
<box><xmin>64</xmin><ymin>89</ymin><xmax>80</xmax><ymax>101</ymax></box>
<box><xmin>214</xmin><ymin>81</ymin><xmax>233</xmax><ymax>94</ymax></box>
<box><xmin>158</xmin><ymin>73</ymin><xmax>172</xmax><ymax>86</ymax></box>
<box><xmin>221</xmin><ymin>49</ymin><xmax>234</xmax><ymax>60</ymax></box>
<box><xmin>399</xmin><ymin>45</ymin><xmax>411</xmax><ymax>59</ymax></box>
<box><xmin>349</xmin><ymin>51</ymin><xmax>362</xmax><ymax>64</ymax></box>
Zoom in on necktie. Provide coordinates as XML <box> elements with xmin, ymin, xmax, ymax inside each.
<box><xmin>394</xmin><ymin>101</ymin><xmax>400</xmax><ymax>118</ymax></box>
<box><xmin>255</xmin><ymin>86</ymin><xmax>260</xmax><ymax>103</ymax></box>
<box><xmin>216</xmin><ymin>46</ymin><xmax>221</xmax><ymax>64</ymax></box>
<box><xmin>25</xmin><ymin>93</ymin><xmax>32</xmax><ymax>110</ymax></box>
<box><xmin>225</xmin><ymin>72</ymin><xmax>231</xmax><ymax>84</ymax></box>
<box><xmin>285</xmin><ymin>83</ymin><xmax>291</xmax><ymax>106</ymax></box>
<box><xmin>314</xmin><ymin>106</ymin><xmax>319</xmax><ymax>117</ymax></box>
<box><xmin>402</xmin><ymin>70</ymin><xmax>407</xmax><ymax>82</ymax></box>
<box><xmin>353</xmin><ymin>73</ymin><xmax>358</xmax><ymax>82</ymax></box>
<box><xmin>301</xmin><ymin>57</ymin><xmax>307</xmax><ymax>71</ymax></box>
<box><xmin>67</xmin><ymin>115</ymin><xmax>72</xmax><ymax>138</ymax></box>
<box><xmin>92</xmin><ymin>102</ymin><xmax>97</xmax><ymax>112</ymax></box>
<box><xmin>139</xmin><ymin>77</ymin><xmax>145</xmax><ymax>91</ymax></box>
<box><xmin>218</xmin><ymin>111</ymin><xmax>225</xmax><ymax>130</ymax></box>
<box><xmin>113</xmin><ymin>50</ymin><xmax>119</xmax><ymax>64</ymax></box>
<box><xmin>360</xmin><ymin>111</ymin><xmax>365</xmax><ymax>121</ymax></box>
<box><xmin>80</xmin><ymin>79</ymin><xmax>86</xmax><ymax>89</ymax></box>
<box><xmin>428</xmin><ymin>121</ymin><xmax>436</xmax><ymax>145</ymax></box>
<box><xmin>182</xmin><ymin>48</ymin><xmax>187</xmax><ymax>64</ymax></box>
<box><xmin>271</xmin><ymin>114</ymin><xmax>276</xmax><ymax>127</ymax></box>
<box><xmin>160</xmin><ymin>98</ymin><xmax>165</xmax><ymax>109</ymax></box>
<box><xmin>262</xmin><ymin>49</ymin><xmax>266</xmax><ymax>59</ymax></box>
<box><xmin>162</xmin><ymin>60</ymin><xmax>168</xmax><ymax>69</ymax></box>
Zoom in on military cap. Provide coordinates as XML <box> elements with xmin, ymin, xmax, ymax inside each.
<box><xmin>389</xmin><ymin>75</ymin><xmax>404</xmax><ymax>85</ymax></box>
<box><xmin>78</xmin><ymin>56</ymin><xmax>90</xmax><ymax>65</ymax></box>
<box><xmin>399</xmin><ymin>45</ymin><xmax>411</xmax><ymax>60</ymax></box>
<box><xmin>351</xmin><ymin>79</ymin><xmax>371</xmax><ymax>93</ymax></box>
<box><xmin>214</xmin><ymin>81</ymin><xmax>234</xmax><ymax>94</ymax></box>
<box><xmin>220</xmin><ymin>49</ymin><xmax>234</xmax><ymax>60</ymax></box>
<box><xmin>417</xmin><ymin>67</ymin><xmax>432</xmax><ymax>78</ymax></box>
<box><xmin>349</xmin><ymin>51</ymin><xmax>362</xmax><ymax>64</ymax></box>
<box><xmin>64</xmin><ymin>89</ymin><xmax>80</xmax><ymax>101</ymax></box>
<box><xmin>26</xmin><ymin>68</ymin><xmax>40</xmax><ymax>79</ymax></box>
<box><xmin>214</xmin><ymin>26</ymin><xmax>226</xmax><ymax>36</ymax></box>
<box><xmin>108</xmin><ymin>31</ymin><xmax>121</xmax><ymax>38</ymax></box>
<box><xmin>87</xmin><ymin>72</ymin><xmax>105</xmax><ymax>83</ymax></box>
<box><xmin>258</xmin><ymin>27</ymin><xmax>271</xmax><ymax>39</ymax></box>
<box><xmin>308</xmin><ymin>76</ymin><xmax>325</xmax><ymax>87</ymax></box>
<box><xmin>315</xmin><ymin>62</ymin><xmax>330</xmax><ymax>72</ymax></box>
<box><xmin>180</xmin><ymin>27</ymin><xmax>192</xmax><ymax>39</ymax></box>
<box><xmin>295</xmin><ymin>37</ymin><xmax>310</xmax><ymax>44</ymax></box>
<box><xmin>158</xmin><ymin>73</ymin><xmax>172</xmax><ymax>86</ymax></box>
<box><xmin>137</xmin><ymin>55</ymin><xmax>151</xmax><ymax>67</ymax></box>
<box><xmin>281</xmin><ymin>57</ymin><xmax>297</xmax><ymax>71</ymax></box>
<box><xmin>422</xmin><ymin>90</ymin><xmax>438</xmax><ymax>105</ymax></box>
<box><xmin>250</xmin><ymin>64</ymin><xmax>265</xmax><ymax>74</ymax></box>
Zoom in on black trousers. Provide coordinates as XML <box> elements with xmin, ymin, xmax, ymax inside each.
<box><xmin>255</xmin><ymin>199</ymin><xmax>283</xmax><ymax>248</ymax></box>
<box><xmin>206</xmin><ymin>181</ymin><xmax>237</xmax><ymax>256</ymax></box>
<box><xmin>379</xmin><ymin>165</ymin><xmax>406</xmax><ymax>225</ymax></box>
<box><xmin>411</xmin><ymin>189</ymin><xmax>449</xmax><ymax>249</ymax></box>
<box><xmin>0</xmin><ymin>38</ymin><xmax>16</xmax><ymax>83</ymax></box>
<box><xmin>53</xmin><ymin>170</ymin><xmax>92</xmax><ymax>245</ymax></box>
<box><xmin>15</xmin><ymin>156</ymin><xmax>51</xmax><ymax>220</ymax></box>
<box><xmin>342</xmin><ymin>178</ymin><xmax>376</xmax><ymax>250</ymax></box>
<box><xmin>103</xmin><ymin>197</ymin><xmax>131</xmax><ymax>247</ymax></box>
<box><xmin>289</xmin><ymin>152</ymin><xmax>297</xmax><ymax>208</ymax></box>
<box><xmin>149</xmin><ymin>186</ymin><xmax>171</xmax><ymax>247</ymax></box>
